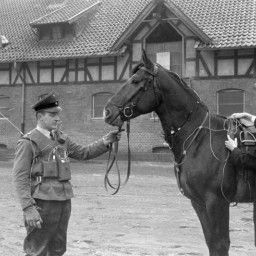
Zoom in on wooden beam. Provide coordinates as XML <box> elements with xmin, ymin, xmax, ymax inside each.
<box><xmin>198</xmin><ymin>51</ymin><xmax>212</xmax><ymax>77</ymax></box>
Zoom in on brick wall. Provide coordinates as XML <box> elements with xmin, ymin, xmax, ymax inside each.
<box><xmin>191</xmin><ymin>78</ymin><xmax>256</xmax><ymax>114</ymax></box>
<box><xmin>1</xmin><ymin>76</ymin><xmax>256</xmax><ymax>160</ymax></box>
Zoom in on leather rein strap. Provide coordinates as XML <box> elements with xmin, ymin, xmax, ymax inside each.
<box><xmin>104</xmin><ymin>65</ymin><xmax>158</xmax><ymax>195</ymax></box>
<box><xmin>104</xmin><ymin>121</ymin><xmax>131</xmax><ymax>195</ymax></box>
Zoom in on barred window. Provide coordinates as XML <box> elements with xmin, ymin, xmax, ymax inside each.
<box><xmin>146</xmin><ymin>23</ymin><xmax>182</xmax><ymax>76</ymax></box>
<box><xmin>0</xmin><ymin>95</ymin><xmax>10</xmax><ymax>118</ymax></box>
<box><xmin>217</xmin><ymin>89</ymin><xmax>244</xmax><ymax>116</ymax></box>
<box><xmin>52</xmin><ymin>26</ymin><xmax>62</xmax><ymax>39</ymax></box>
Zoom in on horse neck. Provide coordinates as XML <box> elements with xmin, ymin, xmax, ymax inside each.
<box><xmin>155</xmin><ymin>72</ymin><xmax>209</xmax><ymax>159</ymax></box>
<box><xmin>158</xmin><ymin>102</ymin><xmax>207</xmax><ymax>142</ymax></box>
<box><xmin>156</xmin><ymin>73</ymin><xmax>206</xmax><ymax>133</ymax></box>
<box><xmin>158</xmin><ymin>106</ymin><xmax>226</xmax><ymax>162</ymax></box>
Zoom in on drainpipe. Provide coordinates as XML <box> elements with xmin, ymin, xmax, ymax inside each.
<box><xmin>14</xmin><ymin>62</ymin><xmax>26</xmax><ymax>134</ymax></box>
<box><xmin>21</xmin><ymin>82</ymin><xmax>26</xmax><ymax>134</ymax></box>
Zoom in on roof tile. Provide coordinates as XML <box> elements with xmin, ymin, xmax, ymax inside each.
<box><xmin>1</xmin><ymin>0</ymin><xmax>256</xmax><ymax>62</ymax></box>
<box><xmin>170</xmin><ymin>0</ymin><xmax>256</xmax><ymax>49</ymax></box>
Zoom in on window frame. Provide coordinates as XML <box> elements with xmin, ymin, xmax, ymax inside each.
<box><xmin>52</xmin><ymin>26</ymin><xmax>62</xmax><ymax>40</ymax></box>
<box><xmin>92</xmin><ymin>92</ymin><xmax>113</xmax><ymax>119</ymax></box>
<box><xmin>145</xmin><ymin>23</ymin><xmax>183</xmax><ymax>76</ymax></box>
<box><xmin>217</xmin><ymin>89</ymin><xmax>245</xmax><ymax>116</ymax></box>
<box><xmin>0</xmin><ymin>95</ymin><xmax>10</xmax><ymax>118</ymax></box>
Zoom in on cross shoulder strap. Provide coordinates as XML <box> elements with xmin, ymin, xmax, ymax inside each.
<box><xmin>20</xmin><ymin>133</ymin><xmax>42</xmax><ymax>159</ymax></box>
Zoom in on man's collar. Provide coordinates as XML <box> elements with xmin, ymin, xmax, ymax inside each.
<box><xmin>36</xmin><ymin>125</ymin><xmax>51</xmax><ymax>139</ymax></box>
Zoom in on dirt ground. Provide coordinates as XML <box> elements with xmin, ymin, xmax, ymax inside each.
<box><xmin>0</xmin><ymin>160</ymin><xmax>255</xmax><ymax>256</ymax></box>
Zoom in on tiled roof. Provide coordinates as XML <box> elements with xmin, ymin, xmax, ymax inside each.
<box><xmin>30</xmin><ymin>0</ymin><xmax>101</xmax><ymax>26</ymax></box>
<box><xmin>1</xmin><ymin>0</ymin><xmax>256</xmax><ymax>62</ymax></box>
<box><xmin>0</xmin><ymin>0</ymin><xmax>151</xmax><ymax>62</ymax></box>
<box><xmin>171</xmin><ymin>0</ymin><xmax>256</xmax><ymax>49</ymax></box>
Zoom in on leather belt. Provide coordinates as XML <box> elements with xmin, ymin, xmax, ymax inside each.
<box><xmin>33</xmin><ymin>176</ymin><xmax>59</xmax><ymax>184</ymax></box>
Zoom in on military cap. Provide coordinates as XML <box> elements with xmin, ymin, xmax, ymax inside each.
<box><xmin>32</xmin><ymin>92</ymin><xmax>62</xmax><ymax>113</ymax></box>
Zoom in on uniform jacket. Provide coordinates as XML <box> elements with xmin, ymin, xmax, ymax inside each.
<box><xmin>13</xmin><ymin>128</ymin><xmax>109</xmax><ymax>210</ymax></box>
<box><xmin>230</xmin><ymin>119</ymin><xmax>256</xmax><ymax>170</ymax></box>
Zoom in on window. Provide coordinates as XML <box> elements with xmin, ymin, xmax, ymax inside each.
<box><xmin>52</xmin><ymin>26</ymin><xmax>62</xmax><ymax>39</ymax></box>
<box><xmin>156</xmin><ymin>51</ymin><xmax>181</xmax><ymax>75</ymax></box>
<box><xmin>40</xmin><ymin>27</ymin><xmax>50</xmax><ymax>40</ymax></box>
<box><xmin>146</xmin><ymin>43</ymin><xmax>182</xmax><ymax>76</ymax></box>
<box><xmin>0</xmin><ymin>95</ymin><xmax>10</xmax><ymax>118</ymax></box>
<box><xmin>146</xmin><ymin>23</ymin><xmax>182</xmax><ymax>76</ymax></box>
<box><xmin>92</xmin><ymin>93</ymin><xmax>113</xmax><ymax>119</ymax></box>
<box><xmin>39</xmin><ymin>24</ymin><xmax>75</xmax><ymax>40</ymax></box>
<box><xmin>156</xmin><ymin>52</ymin><xmax>170</xmax><ymax>69</ymax></box>
<box><xmin>217</xmin><ymin>89</ymin><xmax>244</xmax><ymax>116</ymax></box>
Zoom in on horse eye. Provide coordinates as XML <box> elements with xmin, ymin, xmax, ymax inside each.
<box><xmin>132</xmin><ymin>79</ymin><xmax>139</xmax><ymax>84</ymax></box>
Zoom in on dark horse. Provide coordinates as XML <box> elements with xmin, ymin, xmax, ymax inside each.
<box><xmin>103</xmin><ymin>50</ymin><xmax>250</xmax><ymax>256</ymax></box>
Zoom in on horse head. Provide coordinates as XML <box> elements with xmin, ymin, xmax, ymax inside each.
<box><xmin>104</xmin><ymin>49</ymin><xmax>163</xmax><ymax>127</ymax></box>
<box><xmin>104</xmin><ymin>49</ymin><xmax>205</xmax><ymax>133</ymax></box>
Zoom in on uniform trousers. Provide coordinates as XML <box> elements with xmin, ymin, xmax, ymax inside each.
<box><xmin>230</xmin><ymin>146</ymin><xmax>256</xmax><ymax>170</ymax></box>
<box><xmin>24</xmin><ymin>199</ymin><xmax>71</xmax><ymax>256</ymax></box>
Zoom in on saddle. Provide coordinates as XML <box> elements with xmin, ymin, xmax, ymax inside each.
<box><xmin>228</xmin><ymin>117</ymin><xmax>256</xmax><ymax>144</ymax></box>
<box><xmin>227</xmin><ymin>117</ymin><xmax>256</xmax><ymax>246</ymax></box>
<box><xmin>227</xmin><ymin>117</ymin><xmax>256</xmax><ymax>200</ymax></box>
<box><xmin>239</xmin><ymin>118</ymin><xmax>256</xmax><ymax>145</ymax></box>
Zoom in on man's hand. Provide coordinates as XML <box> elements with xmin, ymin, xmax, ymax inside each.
<box><xmin>103</xmin><ymin>130</ymin><xmax>122</xmax><ymax>146</ymax></box>
<box><xmin>231</xmin><ymin>112</ymin><xmax>255</xmax><ymax>122</ymax></box>
<box><xmin>23</xmin><ymin>205</ymin><xmax>43</xmax><ymax>229</ymax></box>
<box><xmin>225</xmin><ymin>134</ymin><xmax>238</xmax><ymax>151</ymax></box>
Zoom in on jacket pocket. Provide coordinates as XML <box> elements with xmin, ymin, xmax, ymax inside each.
<box><xmin>32</xmin><ymin>161</ymin><xmax>44</xmax><ymax>176</ymax></box>
<box><xmin>42</xmin><ymin>161</ymin><xmax>58</xmax><ymax>178</ymax></box>
<box><xmin>57</xmin><ymin>158</ymin><xmax>71</xmax><ymax>181</ymax></box>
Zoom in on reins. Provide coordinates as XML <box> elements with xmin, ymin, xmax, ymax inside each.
<box><xmin>104</xmin><ymin>121</ymin><xmax>131</xmax><ymax>195</ymax></box>
<box><xmin>104</xmin><ymin>63</ymin><xmax>229</xmax><ymax>197</ymax></box>
<box><xmin>104</xmin><ymin>65</ymin><xmax>159</xmax><ymax>195</ymax></box>
<box><xmin>104</xmin><ymin>61</ymin><xmax>245</xmax><ymax>208</ymax></box>
<box><xmin>171</xmin><ymin>112</ymin><xmax>238</xmax><ymax>203</ymax></box>
<box><xmin>152</xmin><ymin>69</ymin><xmax>235</xmax><ymax>202</ymax></box>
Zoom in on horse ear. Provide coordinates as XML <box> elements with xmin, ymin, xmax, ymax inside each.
<box><xmin>141</xmin><ymin>48</ymin><xmax>154</xmax><ymax>70</ymax></box>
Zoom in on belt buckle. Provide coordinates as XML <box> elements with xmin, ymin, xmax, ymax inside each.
<box><xmin>36</xmin><ymin>176</ymin><xmax>42</xmax><ymax>184</ymax></box>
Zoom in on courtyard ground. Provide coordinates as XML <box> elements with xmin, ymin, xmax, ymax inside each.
<box><xmin>0</xmin><ymin>160</ymin><xmax>255</xmax><ymax>256</ymax></box>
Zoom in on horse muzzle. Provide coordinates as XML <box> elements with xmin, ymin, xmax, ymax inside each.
<box><xmin>104</xmin><ymin>107</ymin><xmax>124</xmax><ymax>127</ymax></box>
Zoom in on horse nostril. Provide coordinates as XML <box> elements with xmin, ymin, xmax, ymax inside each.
<box><xmin>104</xmin><ymin>108</ymin><xmax>111</xmax><ymax>118</ymax></box>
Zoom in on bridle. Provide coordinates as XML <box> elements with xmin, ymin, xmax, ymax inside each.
<box><xmin>104</xmin><ymin>63</ymin><xmax>207</xmax><ymax>195</ymax></box>
<box><xmin>104</xmin><ymin>64</ymin><xmax>161</xmax><ymax>195</ymax></box>
<box><xmin>117</xmin><ymin>64</ymin><xmax>160</xmax><ymax>120</ymax></box>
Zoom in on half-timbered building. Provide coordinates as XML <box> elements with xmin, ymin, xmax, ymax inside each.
<box><xmin>1</xmin><ymin>0</ymin><xmax>256</xmax><ymax>160</ymax></box>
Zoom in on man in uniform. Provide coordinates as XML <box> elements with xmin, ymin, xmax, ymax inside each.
<box><xmin>225</xmin><ymin>112</ymin><xmax>256</xmax><ymax>169</ymax></box>
<box><xmin>13</xmin><ymin>92</ymin><xmax>121</xmax><ymax>256</ymax></box>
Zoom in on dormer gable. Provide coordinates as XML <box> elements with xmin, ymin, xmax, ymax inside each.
<box><xmin>30</xmin><ymin>0</ymin><xmax>102</xmax><ymax>40</ymax></box>
<box><xmin>112</xmin><ymin>0</ymin><xmax>212</xmax><ymax>50</ymax></box>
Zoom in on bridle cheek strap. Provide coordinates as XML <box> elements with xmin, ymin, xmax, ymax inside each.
<box><xmin>121</xmin><ymin>64</ymin><xmax>161</xmax><ymax>119</ymax></box>
<box><xmin>105</xmin><ymin>64</ymin><xmax>160</xmax><ymax>195</ymax></box>
<box><xmin>140</xmin><ymin>65</ymin><xmax>158</xmax><ymax>77</ymax></box>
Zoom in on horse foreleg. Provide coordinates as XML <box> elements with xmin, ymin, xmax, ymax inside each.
<box><xmin>191</xmin><ymin>197</ymin><xmax>230</xmax><ymax>256</ymax></box>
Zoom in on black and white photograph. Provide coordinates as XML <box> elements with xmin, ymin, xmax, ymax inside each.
<box><xmin>1</xmin><ymin>0</ymin><xmax>256</xmax><ymax>255</ymax></box>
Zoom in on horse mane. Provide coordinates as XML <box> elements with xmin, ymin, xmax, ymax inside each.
<box><xmin>133</xmin><ymin>61</ymin><xmax>209</xmax><ymax>110</ymax></box>
<box><xmin>156</xmin><ymin>63</ymin><xmax>208</xmax><ymax>109</ymax></box>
